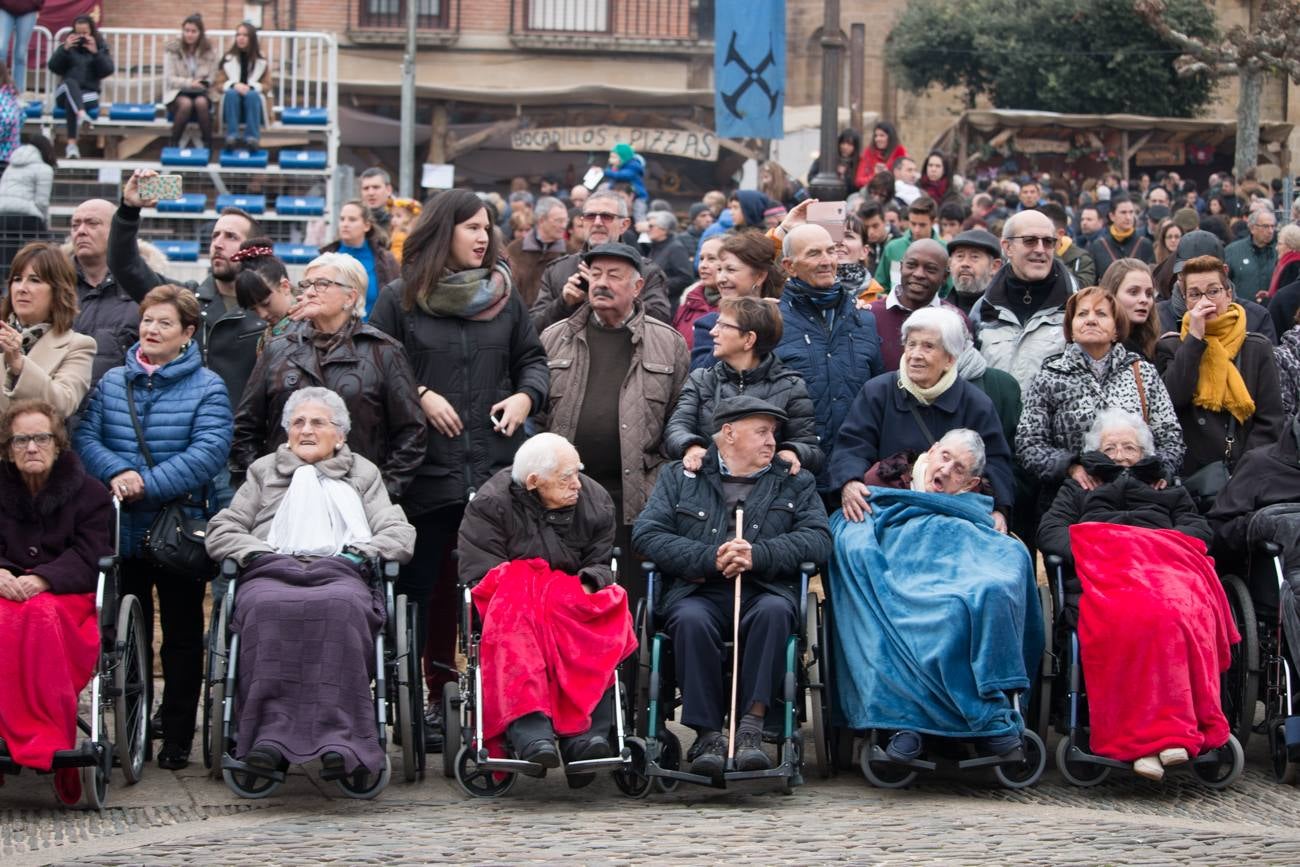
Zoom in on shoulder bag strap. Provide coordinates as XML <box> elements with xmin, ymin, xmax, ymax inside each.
<box><xmin>909</xmin><ymin>404</ymin><xmax>937</xmax><ymax>447</ymax></box>
<box><xmin>1131</xmin><ymin>360</ymin><xmax>1148</xmax><ymax>423</ymax></box>
<box><xmin>124</xmin><ymin>381</ymin><xmax>156</xmax><ymax>469</ymax></box>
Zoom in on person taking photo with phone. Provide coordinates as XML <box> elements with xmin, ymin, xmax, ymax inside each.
<box><xmin>46</xmin><ymin>14</ymin><xmax>112</xmax><ymax>160</ymax></box>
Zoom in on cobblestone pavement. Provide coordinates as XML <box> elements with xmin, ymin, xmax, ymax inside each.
<box><xmin>6</xmin><ymin>724</ymin><xmax>1300</xmax><ymax>865</ymax></box>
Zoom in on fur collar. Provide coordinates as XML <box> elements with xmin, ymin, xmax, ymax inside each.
<box><xmin>0</xmin><ymin>450</ymin><xmax>89</xmax><ymax>517</ymax></box>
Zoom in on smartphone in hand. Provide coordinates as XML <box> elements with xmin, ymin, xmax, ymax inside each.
<box><xmin>807</xmin><ymin>201</ymin><xmax>847</xmax><ymax>243</ymax></box>
<box><xmin>139</xmin><ymin>174</ymin><xmax>183</xmax><ymax>202</ymax></box>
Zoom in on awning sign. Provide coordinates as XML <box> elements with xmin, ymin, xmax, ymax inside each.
<box><xmin>510</xmin><ymin>126</ymin><xmax>718</xmax><ymax>161</ymax></box>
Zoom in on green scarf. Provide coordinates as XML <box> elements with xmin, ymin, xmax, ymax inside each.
<box><xmin>416</xmin><ymin>264</ymin><xmax>511</xmax><ymax>321</ymax></box>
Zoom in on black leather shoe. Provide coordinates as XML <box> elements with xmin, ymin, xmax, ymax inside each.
<box><xmin>245</xmin><ymin>744</ymin><xmax>285</xmax><ymax>774</ymax></box>
<box><xmin>561</xmin><ymin>734</ymin><xmax>612</xmax><ymax>789</ymax></box>
<box><xmin>423</xmin><ymin>706</ymin><xmax>444</xmax><ymax>754</ymax></box>
<box><xmin>734</xmin><ymin>727</ymin><xmax>771</xmax><ymax>772</ymax></box>
<box><xmin>150</xmin><ymin>711</ymin><xmax>163</xmax><ymax>741</ymax></box>
<box><xmin>319</xmin><ymin>751</ymin><xmax>347</xmax><ymax>781</ymax></box>
<box><xmin>157</xmin><ymin>742</ymin><xmax>191</xmax><ymax>771</ymax></box>
<box><xmin>687</xmin><ymin>731</ymin><xmax>727</xmax><ymax>778</ymax></box>
<box><xmin>517</xmin><ymin>738</ymin><xmax>561</xmax><ymax>769</ymax></box>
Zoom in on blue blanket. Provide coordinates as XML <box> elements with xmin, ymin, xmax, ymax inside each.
<box><xmin>828</xmin><ymin>488</ymin><xmax>1042</xmax><ymax>738</ymax></box>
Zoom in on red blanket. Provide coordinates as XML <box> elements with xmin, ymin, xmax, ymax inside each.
<box><xmin>473</xmin><ymin>559</ymin><xmax>636</xmax><ymax>745</ymax></box>
<box><xmin>0</xmin><ymin>592</ymin><xmax>98</xmax><ymax>769</ymax></box>
<box><xmin>1072</xmin><ymin>523</ymin><xmax>1239</xmax><ymax>761</ymax></box>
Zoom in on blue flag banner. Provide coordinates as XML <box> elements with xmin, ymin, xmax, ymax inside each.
<box><xmin>714</xmin><ymin>0</ymin><xmax>786</xmax><ymax>140</ymax></box>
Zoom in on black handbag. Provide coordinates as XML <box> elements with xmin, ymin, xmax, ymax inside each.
<box><xmin>1181</xmin><ymin>416</ymin><xmax>1237</xmax><ymax>514</ymax></box>
<box><xmin>125</xmin><ymin>384</ymin><xmax>216</xmax><ymax>582</ymax></box>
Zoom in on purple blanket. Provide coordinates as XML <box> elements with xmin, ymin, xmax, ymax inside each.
<box><xmin>231</xmin><ymin>554</ymin><xmax>386</xmax><ymax>773</ymax></box>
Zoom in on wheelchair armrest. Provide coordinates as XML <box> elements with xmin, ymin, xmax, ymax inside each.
<box><xmin>97</xmin><ymin>554</ymin><xmax>118</xmax><ymax>572</ymax></box>
<box><xmin>1262</xmin><ymin>541</ymin><xmax>1284</xmax><ymax>557</ymax></box>
<box><xmin>800</xmin><ymin>561</ymin><xmax>816</xmax><ymax>576</ymax></box>
<box><xmin>1044</xmin><ymin>554</ymin><xmax>1064</xmax><ymax>568</ymax></box>
<box><xmin>221</xmin><ymin>558</ymin><xmax>239</xmax><ymax>578</ymax></box>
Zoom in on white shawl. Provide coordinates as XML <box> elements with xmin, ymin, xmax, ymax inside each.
<box><xmin>267</xmin><ymin>464</ymin><xmax>373</xmax><ymax>556</ymax></box>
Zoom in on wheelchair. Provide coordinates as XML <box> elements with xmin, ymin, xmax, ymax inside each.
<box><xmin>1042</xmin><ymin>554</ymin><xmax>1244</xmax><ymax>788</ymax></box>
<box><xmin>628</xmin><ymin>560</ymin><xmax>832</xmax><ymax>794</ymax></box>
<box><xmin>1217</xmin><ymin>504</ymin><xmax>1300</xmax><ymax>784</ymax></box>
<box><xmin>203</xmin><ymin>556</ymin><xmax>424</xmax><ymax>799</ymax></box>
<box><xmin>441</xmin><ymin>552</ymin><xmax>643</xmax><ymax>798</ymax></box>
<box><xmin>0</xmin><ymin>498</ymin><xmax>148</xmax><ymax>809</ymax></box>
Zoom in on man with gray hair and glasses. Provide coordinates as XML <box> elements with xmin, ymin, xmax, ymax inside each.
<box><xmin>529</xmin><ymin>190</ymin><xmax>671</xmax><ymax>332</ymax></box>
<box><xmin>505</xmin><ymin>195</ymin><xmax>569</xmax><ymax>308</ymax></box>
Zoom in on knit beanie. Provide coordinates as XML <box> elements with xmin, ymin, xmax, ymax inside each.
<box><xmin>612</xmin><ymin>143</ymin><xmax>636</xmax><ymax>164</ymax></box>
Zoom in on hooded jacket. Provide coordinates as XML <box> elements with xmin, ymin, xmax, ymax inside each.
<box><xmin>0</xmin><ymin>143</ymin><xmax>52</xmax><ymax>222</ymax></box>
<box><xmin>971</xmin><ymin>259</ymin><xmax>1074</xmax><ymax>394</ymax></box>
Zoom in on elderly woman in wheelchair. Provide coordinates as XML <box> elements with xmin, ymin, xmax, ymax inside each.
<box><xmin>828</xmin><ymin>428</ymin><xmax>1046</xmax><ymax>788</ymax></box>
<box><xmin>0</xmin><ymin>400</ymin><xmax>126</xmax><ymax>806</ymax></box>
<box><xmin>1038</xmin><ymin>408</ymin><xmax>1243</xmax><ymax>785</ymax></box>
<box><xmin>205</xmin><ymin>387</ymin><xmax>415</xmax><ymax>793</ymax></box>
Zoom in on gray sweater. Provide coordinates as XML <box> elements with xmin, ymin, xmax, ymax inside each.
<box><xmin>205</xmin><ymin>444</ymin><xmax>415</xmax><ymax>567</ymax></box>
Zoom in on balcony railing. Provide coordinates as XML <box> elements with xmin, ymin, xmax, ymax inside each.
<box><xmin>513</xmin><ymin>0</ymin><xmax>708</xmax><ymax>41</ymax></box>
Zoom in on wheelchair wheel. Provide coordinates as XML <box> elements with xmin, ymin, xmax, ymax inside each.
<box><xmin>205</xmin><ymin>597</ymin><xmax>230</xmax><ymax>779</ymax></box>
<box><xmin>336</xmin><ymin>755</ymin><xmax>391</xmax><ymax>800</ymax></box>
<box><xmin>859</xmin><ymin>735</ymin><xmax>917</xmax><ymax>789</ymax></box>
<box><xmin>454</xmin><ymin>745</ymin><xmax>516</xmax><ymax>798</ymax></box>
<box><xmin>612</xmin><ymin>736</ymin><xmax>652</xmax><ymax>798</ymax></box>
<box><xmin>1191</xmin><ymin>735</ymin><xmax>1245</xmax><ymax>790</ymax></box>
<box><xmin>441</xmin><ymin>681</ymin><xmax>462</xmax><ymax>780</ymax></box>
<box><xmin>1054</xmin><ymin>734</ymin><xmax>1110</xmax><ymax>787</ymax></box>
<box><xmin>993</xmin><ymin>729</ymin><xmax>1047</xmax><ymax>789</ymax></box>
<box><xmin>223</xmin><ymin>765</ymin><xmax>282</xmax><ymax>799</ymax></box>
<box><xmin>652</xmin><ymin>729</ymin><xmax>682</xmax><ymax>794</ymax></box>
<box><xmin>394</xmin><ymin>598</ymin><xmax>422</xmax><ymax>784</ymax></box>
<box><xmin>1270</xmin><ymin>722</ymin><xmax>1299</xmax><ymax>784</ymax></box>
<box><xmin>805</xmin><ymin>592</ymin><xmax>831</xmax><ymax>779</ymax></box>
<box><xmin>1221</xmin><ymin>575</ymin><xmax>1259</xmax><ymax>752</ymax></box>
<box><xmin>78</xmin><ymin>762</ymin><xmax>107</xmax><ymax>811</ymax></box>
<box><xmin>113</xmin><ymin>594</ymin><xmax>148</xmax><ymax>785</ymax></box>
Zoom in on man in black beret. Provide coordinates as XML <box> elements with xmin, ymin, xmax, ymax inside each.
<box><xmin>632</xmin><ymin>396</ymin><xmax>831</xmax><ymax>779</ymax></box>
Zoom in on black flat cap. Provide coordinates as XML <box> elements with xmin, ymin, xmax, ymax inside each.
<box><xmin>1172</xmin><ymin>230</ymin><xmax>1224</xmax><ymax>274</ymax></box>
<box><xmin>582</xmin><ymin>241</ymin><xmax>643</xmax><ymax>274</ymax></box>
<box><xmin>947</xmin><ymin>229</ymin><xmax>1002</xmax><ymax>260</ymax></box>
<box><xmin>711</xmin><ymin>396</ymin><xmax>788</xmax><ymax>433</ymax></box>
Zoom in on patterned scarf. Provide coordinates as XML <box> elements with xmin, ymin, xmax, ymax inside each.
<box><xmin>8</xmin><ymin>315</ymin><xmax>50</xmax><ymax>354</ymax></box>
<box><xmin>1179</xmin><ymin>302</ymin><xmax>1255</xmax><ymax>423</ymax></box>
<box><xmin>416</xmin><ymin>263</ymin><xmax>511</xmax><ymax>321</ymax></box>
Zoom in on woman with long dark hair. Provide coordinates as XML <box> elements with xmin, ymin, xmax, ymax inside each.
<box><xmin>218</xmin><ymin>22</ymin><xmax>270</xmax><ymax>149</ymax></box>
<box><xmin>369</xmin><ymin>189</ymin><xmax>549</xmax><ymax>751</ymax></box>
<box><xmin>919</xmin><ymin>150</ymin><xmax>952</xmax><ymax>203</ymax></box>
<box><xmin>46</xmin><ymin>14</ymin><xmax>112</xmax><ymax>160</ymax></box>
<box><xmin>164</xmin><ymin>13</ymin><xmax>218</xmax><ymax>152</ymax></box>
<box><xmin>853</xmin><ymin>121</ymin><xmax>907</xmax><ymax>190</ymax></box>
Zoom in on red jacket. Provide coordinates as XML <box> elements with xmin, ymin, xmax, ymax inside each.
<box><xmin>854</xmin><ymin>145</ymin><xmax>908</xmax><ymax>189</ymax></box>
<box><xmin>671</xmin><ymin>283</ymin><xmax>716</xmax><ymax>349</ymax></box>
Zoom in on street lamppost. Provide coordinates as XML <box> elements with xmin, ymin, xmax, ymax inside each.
<box><xmin>808</xmin><ymin>0</ymin><xmax>845</xmax><ymax>201</ymax></box>
<box><xmin>399</xmin><ymin>0</ymin><xmax>418</xmax><ymax>198</ymax></box>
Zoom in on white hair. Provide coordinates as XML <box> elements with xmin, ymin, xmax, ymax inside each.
<box><xmin>1247</xmin><ymin>205</ymin><xmax>1276</xmax><ymax>226</ymax></box>
<box><xmin>647</xmin><ymin>210</ymin><xmax>679</xmax><ymax>232</ymax></box>
<box><xmin>534</xmin><ymin>196</ymin><xmax>566</xmax><ymax>220</ymax></box>
<box><xmin>305</xmin><ymin>252</ymin><xmax>368</xmax><ymax>318</ymax></box>
<box><xmin>937</xmin><ymin>428</ymin><xmax>986</xmax><ymax>478</ymax></box>
<box><xmin>782</xmin><ymin>223</ymin><xmax>831</xmax><ymax>259</ymax></box>
<box><xmin>901</xmin><ymin>307</ymin><xmax>966</xmax><ymax>359</ymax></box>
<box><xmin>511</xmin><ymin>432</ymin><xmax>576</xmax><ymax>485</ymax></box>
<box><xmin>281</xmin><ymin>387</ymin><xmax>351</xmax><ymax>437</ymax></box>
<box><xmin>1082</xmin><ymin>408</ymin><xmax>1155</xmax><ymax>456</ymax></box>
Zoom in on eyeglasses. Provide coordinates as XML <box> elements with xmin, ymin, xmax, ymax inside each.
<box><xmin>1010</xmin><ymin>236</ymin><xmax>1055</xmax><ymax>250</ymax></box>
<box><xmin>298</xmin><ymin>278</ymin><xmax>350</xmax><ymax>293</ymax></box>
<box><xmin>1185</xmin><ymin>286</ymin><xmax>1226</xmax><ymax>303</ymax></box>
<box><xmin>581</xmin><ymin>211</ymin><xmax>623</xmax><ymax>223</ymax></box>
<box><xmin>289</xmin><ymin>416</ymin><xmax>338</xmax><ymax>431</ymax></box>
<box><xmin>10</xmin><ymin>433</ymin><xmax>54</xmax><ymax>449</ymax></box>
<box><xmin>713</xmin><ymin>321</ymin><xmax>750</xmax><ymax>334</ymax></box>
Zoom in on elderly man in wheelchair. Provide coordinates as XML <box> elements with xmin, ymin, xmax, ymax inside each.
<box><xmin>204</xmin><ymin>387</ymin><xmax>415</xmax><ymax>794</ymax></box>
<box><xmin>450</xmin><ymin>432</ymin><xmax>637</xmax><ymax>793</ymax></box>
<box><xmin>632</xmin><ymin>396</ymin><xmax>831</xmax><ymax>783</ymax></box>
<box><xmin>827</xmin><ymin>428</ymin><xmax>1046</xmax><ymax>788</ymax></box>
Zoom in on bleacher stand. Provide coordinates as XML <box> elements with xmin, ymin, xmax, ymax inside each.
<box><xmin>0</xmin><ymin>25</ymin><xmax>339</xmax><ymax>281</ymax></box>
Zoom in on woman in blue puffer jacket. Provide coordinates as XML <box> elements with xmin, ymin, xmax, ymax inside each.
<box><xmin>74</xmin><ymin>284</ymin><xmax>232</xmax><ymax>772</ymax></box>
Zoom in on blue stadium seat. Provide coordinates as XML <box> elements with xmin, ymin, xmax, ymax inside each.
<box><xmin>274</xmin><ymin>243</ymin><xmax>318</xmax><ymax>264</ymax></box>
<box><xmin>108</xmin><ymin>103</ymin><xmax>157</xmax><ymax>122</ymax></box>
<box><xmin>216</xmin><ymin>194</ymin><xmax>266</xmax><ymax>214</ymax></box>
<box><xmin>280</xmin><ymin>106</ymin><xmax>327</xmax><ymax>125</ymax></box>
<box><xmin>24</xmin><ymin>100</ymin><xmax>42</xmax><ymax>119</ymax></box>
<box><xmin>156</xmin><ymin>193</ymin><xmax>207</xmax><ymax>214</ymax></box>
<box><xmin>219</xmin><ymin>149</ymin><xmax>269</xmax><ymax>169</ymax></box>
<box><xmin>278</xmin><ymin>150</ymin><xmax>327</xmax><ymax>170</ymax></box>
<box><xmin>156</xmin><ymin>240</ymin><xmax>200</xmax><ymax>262</ymax></box>
<box><xmin>161</xmin><ymin>146</ymin><xmax>210</xmax><ymax>166</ymax></box>
<box><xmin>52</xmin><ymin>104</ymin><xmax>99</xmax><ymax>120</ymax></box>
<box><xmin>275</xmin><ymin>195</ymin><xmax>325</xmax><ymax>216</ymax></box>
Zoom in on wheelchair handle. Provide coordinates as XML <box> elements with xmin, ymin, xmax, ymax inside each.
<box><xmin>799</xmin><ymin>561</ymin><xmax>816</xmax><ymax>575</ymax></box>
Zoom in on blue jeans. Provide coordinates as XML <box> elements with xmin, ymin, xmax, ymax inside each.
<box><xmin>221</xmin><ymin>90</ymin><xmax>262</xmax><ymax>144</ymax></box>
<box><xmin>0</xmin><ymin>11</ymin><xmax>37</xmax><ymax>93</ymax></box>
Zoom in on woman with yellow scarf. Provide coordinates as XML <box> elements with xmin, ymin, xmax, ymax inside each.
<box><xmin>1155</xmin><ymin>254</ymin><xmax>1285</xmax><ymax>506</ymax></box>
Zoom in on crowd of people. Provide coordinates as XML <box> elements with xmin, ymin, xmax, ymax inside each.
<box><xmin>2</xmin><ymin>110</ymin><xmax>1300</xmax><ymax>802</ymax></box>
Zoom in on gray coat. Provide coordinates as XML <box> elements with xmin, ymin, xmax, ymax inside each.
<box><xmin>0</xmin><ymin>145</ymin><xmax>52</xmax><ymax>222</ymax></box>
<box><xmin>205</xmin><ymin>444</ymin><xmax>415</xmax><ymax>567</ymax></box>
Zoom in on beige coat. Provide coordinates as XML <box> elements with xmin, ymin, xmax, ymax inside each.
<box><xmin>538</xmin><ymin>302</ymin><xmax>689</xmax><ymax>524</ymax></box>
<box><xmin>1</xmin><ymin>328</ymin><xmax>95</xmax><ymax>419</ymax></box>
<box><xmin>205</xmin><ymin>444</ymin><xmax>415</xmax><ymax>567</ymax></box>
<box><xmin>162</xmin><ymin>41</ymin><xmax>219</xmax><ymax>105</ymax></box>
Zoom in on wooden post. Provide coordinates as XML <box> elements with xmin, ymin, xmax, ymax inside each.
<box><xmin>426</xmin><ymin>102</ymin><xmax>448</xmax><ymax>165</ymax></box>
<box><xmin>1120</xmin><ymin>130</ymin><xmax>1130</xmax><ymax>182</ymax></box>
<box><xmin>849</xmin><ymin>23</ymin><xmax>865</xmax><ymax>137</ymax></box>
<box><xmin>957</xmin><ymin>119</ymin><xmax>969</xmax><ymax>176</ymax></box>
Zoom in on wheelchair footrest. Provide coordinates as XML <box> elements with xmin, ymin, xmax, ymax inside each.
<box><xmin>1061</xmin><ymin>743</ymin><xmax>1127</xmax><ymax>770</ymax></box>
<box><xmin>565</xmin><ymin>756</ymin><xmax>627</xmax><ymax>772</ymax></box>
<box><xmin>646</xmin><ymin>765</ymin><xmax>727</xmax><ymax>788</ymax></box>
<box><xmin>723</xmin><ymin>763</ymin><xmax>798</xmax><ymax>782</ymax></box>
<box><xmin>957</xmin><ymin>748</ymin><xmax>1025</xmax><ymax>770</ymax></box>
<box><xmin>867</xmin><ymin>743</ymin><xmax>937</xmax><ymax>772</ymax></box>
<box><xmin>477</xmin><ymin>755</ymin><xmax>545</xmax><ymax>777</ymax></box>
<box><xmin>221</xmin><ymin>755</ymin><xmax>287</xmax><ymax>784</ymax></box>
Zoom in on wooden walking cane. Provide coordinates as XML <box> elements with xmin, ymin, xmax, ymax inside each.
<box><xmin>726</xmin><ymin>500</ymin><xmax>744</xmax><ymax>768</ymax></box>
